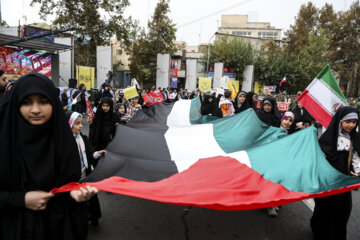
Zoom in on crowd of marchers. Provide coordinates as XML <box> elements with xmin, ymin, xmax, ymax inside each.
<box><xmin>0</xmin><ymin>70</ymin><xmax>360</xmax><ymax>240</ymax></box>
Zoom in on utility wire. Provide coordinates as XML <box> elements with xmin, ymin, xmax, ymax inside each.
<box><xmin>177</xmin><ymin>0</ymin><xmax>255</xmax><ymax>28</ymax></box>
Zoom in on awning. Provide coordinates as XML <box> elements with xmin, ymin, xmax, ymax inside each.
<box><xmin>0</xmin><ymin>33</ymin><xmax>73</xmax><ymax>53</ymax></box>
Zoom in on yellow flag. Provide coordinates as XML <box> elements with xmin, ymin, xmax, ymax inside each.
<box><xmin>233</xmin><ymin>81</ymin><xmax>239</xmax><ymax>92</ymax></box>
<box><xmin>254</xmin><ymin>81</ymin><xmax>265</xmax><ymax>94</ymax></box>
<box><xmin>76</xmin><ymin>65</ymin><xmax>95</xmax><ymax>89</ymax></box>
<box><xmin>198</xmin><ymin>78</ymin><xmax>212</xmax><ymax>93</ymax></box>
<box><xmin>228</xmin><ymin>80</ymin><xmax>239</xmax><ymax>99</ymax></box>
<box><xmin>124</xmin><ymin>87</ymin><xmax>139</xmax><ymax>100</ymax></box>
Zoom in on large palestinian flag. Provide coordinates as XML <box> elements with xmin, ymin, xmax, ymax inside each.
<box><xmin>52</xmin><ymin>98</ymin><xmax>360</xmax><ymax>210</ymax></box>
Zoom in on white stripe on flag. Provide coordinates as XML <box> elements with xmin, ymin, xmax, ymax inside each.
<box><xmin>165</xmin><ymin>123</ymin><xmax>226</xmax><ymax>172</ymax></box>
<box><xmin>167</xmin><ymin>100</ymin><xmax>192</xmax><ymax>127</ymax></box>
<box><xmin>307</xmin><ymin>79</ymin><xmax>347</xmax><ymax>115</ymax></box>
<box><xmin>226</xmin><ymin>151</ymin><xmax>251</xmax><ymax>168</ymax></box>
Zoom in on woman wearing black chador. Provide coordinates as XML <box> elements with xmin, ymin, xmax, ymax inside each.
<box><xmin>0</xmin><ymin>73</ymin><xmax>98</xmax><ymax>240</ymax></box>
<box><xmin>89</xmin><ymin>97</ymin><xmax>116</xmax><ymax>151</ymax></box>
<box><xmin>311</xmin><ymin>106</ymin><xmax>360</xmax><ymax>240</ymax></box>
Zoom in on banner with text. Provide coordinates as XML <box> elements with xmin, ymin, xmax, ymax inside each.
<box><xmin>198</xmin><ymin>78</ymin><xmax>212</xmax><ymax>93</ymax></box>
<box><xmin>143</xmin><ymin>89</ymin><xmax>165</xmax><ymax>106</ymax></box>
<box><xmin>76</xmin><ymin>65</ymin><xmax>95</xmax><ymax>89</ymax></box>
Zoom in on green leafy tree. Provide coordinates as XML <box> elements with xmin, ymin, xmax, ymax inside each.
<box><xmin>204</xmin><ymin>36</ymin><xmax>254</xmax><ymax>80</ymax></box>
<box><xmin>285</xmin><ymin>2</ymin><xmax>319</xmax><ymax>57</ymax></box>
<box><xmin>254</xmin><ymin>49</ymin><xmax>301</xmax><ymax>94</ymax></box>
<box><xmin>127</xmin><ymin>0</ymin><xmax>177</xmax><ymax>86</ymax></box>
<box><xmin>254</xmin><ymin>29</ymin><xmax>329</xmax><ymax>94</ymax></box>
<box><xmin>327</xmin><ymin>1</ymin><xmax>360</xmax><ymax>97</ymax></box>
<box><xmin>297</xmin><ymin>30</ymin><xmax>330</xmax><ymax>90</ymax></box>
<box><xmin>32</xmin><ymin>0</ymin><xmax>134</xmax><ymax>67</ymax></box>
<box><xmin>318</xmin><ymin>3</ymin><xmax>337</xmax><ymax>36</ymax></box>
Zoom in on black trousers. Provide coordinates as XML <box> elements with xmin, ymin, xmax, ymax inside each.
<box><xmin>310</xmin><ymin>191</ymin><xmax>352</xmax><ymax>240</ymax></box>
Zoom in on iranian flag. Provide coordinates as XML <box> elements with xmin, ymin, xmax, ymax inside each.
<box><xmin>51</xmin><ymin>98</ymin><xmax>360</xmax><ymax>210</ymax></box>
<box><xmin>297</xmin><ymin>65</ymin><xmax>348</xmax><ymax>128</ymax></box>
<box><xmin>279</xmin><ymin>76</ymin><xmax>287</xmax><ymax>88</ymax></box>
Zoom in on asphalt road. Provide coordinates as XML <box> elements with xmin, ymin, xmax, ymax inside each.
<box><xmin>82</xmin><ymin>118</ymin><xmax>360</xmax><ymax>240</ymax></box>
<box><xmin>87</xmin><ymin>191</ymin><xmax>360</xmax><ymax>240</ymax></box>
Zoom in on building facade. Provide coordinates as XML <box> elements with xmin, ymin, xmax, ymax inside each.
<box><xmin>217</xmin><ymin>15</ymin><xmax>283</xmax><ymax>51</ymax></box>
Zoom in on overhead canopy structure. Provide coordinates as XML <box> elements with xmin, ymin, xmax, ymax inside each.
<box><xmin>0</xmin><ymin>33</ymin><xmax>73</xmax><ymax>53</ymax></box>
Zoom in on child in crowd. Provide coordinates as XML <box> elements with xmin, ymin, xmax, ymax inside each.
<box><xmin>67</xmin><ymin>111</ymin><xmax>105</xmax><ymax>226</ymax></box>
<box><xmin>124</xmin><ymin>96</ymin><xmax>142</xmax><ymax>121</ymax></box>
<box><xmin>311</xmin><ymin>106</ymin><xmax>360</xmax><ymax>240</ymax></box>
<box><xmin>218</xmin><ymin>89</ymin><xmax>235</xmax><ymax>117</ymax></box>
<box><xmin>89</xmin><ymin>97</ymin><xmax>117</xmax><ymax>151</ymax></box>
<box><xmin>125</xmin><ymin>97</ymin><xmax>142</xmax><ymax>120</ymax></box>
<box><xmin>267</xmin><ymin>111</ymin><xmax>295</xmax><ymax>217</ymax></box>
<box><xmin>115</xmin><ymin>103</ymin><xmax>129</xmax><ymax>124</ymax></box>
<box><xmin>280</xmin><ymin>111</ymin><xmax>295</xmax><ymax>134</ymax></box>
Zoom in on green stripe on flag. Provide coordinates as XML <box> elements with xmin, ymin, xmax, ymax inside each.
<box><xmin>212</xmin><ymin>109</ymin><xmax>286</xmax><ymax>153</ymax></box>
<box><xmin>189</xmin><ymin>98</ymin><xmax>287</xmax><ymax>153</ymax></box>
<box><xmin>248</xmin><ymin>127</ymin><xmax>360</xmax><ymax>193</ymax></box>
<box><xmin>316</xmin><ymin>65</ymin><xmax>347</xmax><ymax>102</ymax></box>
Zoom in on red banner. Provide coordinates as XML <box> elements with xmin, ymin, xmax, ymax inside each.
<box><xmin>277</xmin><ymin>102</ymin><xmax>290</xmax><ymax>111</ymax></box>
<box><xmin>170</xmin><ymin>68</ymin><xmax>178</xmax><ymax>78</ymax></box>
<box><xmin>256</xmin><ymin>101</ymin><xmax>290</xmax><ymax>111</ymax></box>
<box><xmin>85</xmin><ymin>95</ymin><xmax>95</xmax><ymax>119</ymax></box>
<box><xmin>143</xmin><ymin>89</ymin><xmax>165</xmax><ymax>107</ymax></box>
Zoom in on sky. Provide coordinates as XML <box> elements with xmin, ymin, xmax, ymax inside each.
<box><xmin>1</xmin><ymin>0</ymin><xmax>356</xmax><ymax>46</ymax></box>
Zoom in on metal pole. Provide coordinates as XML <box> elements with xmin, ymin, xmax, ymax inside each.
<box><xmin>206</xmin><ymin>33</ymin><xmax>216</xmax><ymax>72</ymax></box>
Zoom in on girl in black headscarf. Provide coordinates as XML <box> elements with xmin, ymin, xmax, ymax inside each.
<box><xmin>201</xmin><ymin>93</ymin><xmax>218</xmax><ymax>116</ymax></box>
<box><xmin>234</xmin><ymin>91</ymin><xmax>250</xmax><ymax>114</ymax></box>
<box><xmin>256</xmin><ymin>97</ymin><xmax>281</xmax><ymax>127</ymax></box>
<box><xmin>66</xmin><ymin>111</ymin><xmax>104</xmax><ymax>227</ymax></box>
<box><xmin>0</xmin><ymin>73</ymin><xmax>98</xmax><ymax>240</ymax></box>
<box><xmin>115</xmin><ymin>103</ymin><xmax>128</xmax><ymax>124</ymax></box>
<box><xmin>311</xmin><ymin>106</ymin><xmax>360</xmax><ymax>240</ymax></box>
<box><xmin>89</xmin><ymin>97</ymin><xmax>116</xmax><ymax>151</ymax></box>
<box><xmin>245</xmin><ymin>91</ymin><xmax>257</xmax><ymax>109</ymax></box>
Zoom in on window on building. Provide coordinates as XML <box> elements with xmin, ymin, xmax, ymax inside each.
<box><xmin>116</xmin><ymin>49</ymin><xmax>122</xmax><ymax>55</ymax></box>
<box><xmin>258</xmin><ymin>32</ymin><xmax>278</xmax><ymax>39</ymax></box>
<box><xmin>233</xmin><ymin>31</ymin><xmax>251</xmax><ymax>36</ymax></box>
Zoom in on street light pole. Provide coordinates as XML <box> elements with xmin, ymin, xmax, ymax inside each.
<box><xmin>206</xmin><ymin>32</ymin><xmax>216</xmax><ymax>72</ymax></box>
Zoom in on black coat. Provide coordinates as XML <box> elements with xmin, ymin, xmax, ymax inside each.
<box><xmin>201</xmin><ymin>95</ymin><xmax>218</xmax><ymax>116</ymax></box>
<box><xmin>89</xmin><ymin>98</ymin><xmax>116</xmax><ymax>151</ymax></box>
<box><xmin>311</xmin><ymin>106</ymin><xmax>359</xmax><ymax>240</ymax></box>
<box><xmin>292</xmin><ymin>106</ymin><xmax>314</xmax><ymax>124</ymax></box>
<box><xmin>80</xmin><ymin>134</ymin><xmax>102</xmax><ymax>224</ymax></box>
<box><xmin>0</xmin><ymin>73</ymin><xmax>86</xmax><ymax>240</ymax></box>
